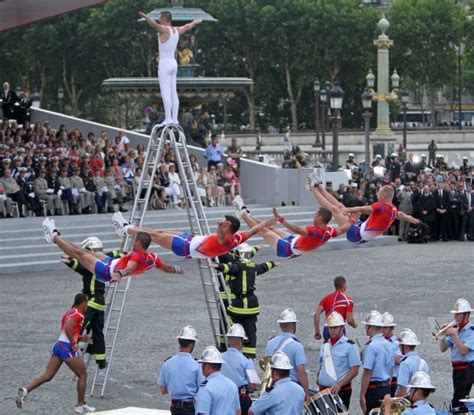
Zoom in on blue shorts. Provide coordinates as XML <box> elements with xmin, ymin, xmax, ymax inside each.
<box><xmin>346</xmin><ymin>221</ymin><xmax>365</xmax><ymax>244</ymax></box>
<box><xmin>276</xmin><ymin>235</ymin><xmax>299</xmax><ymax>259</ymax></box>
<box><xmin>171</xmin><ymin>233</ymin><xmax>193</xmax><ymax>258</ymax></box>
<box><xmin>51</xmin><ymin>341</ymin><xmax>78</xmax><ymax>361</ymax></box>
<box><xmin>94</xmin><ymin>256</ymin><xmax>113</xmax><ymax>283</ymax></box>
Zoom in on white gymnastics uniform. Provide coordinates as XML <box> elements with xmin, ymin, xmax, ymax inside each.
<box><xmin>158</xmin><ymin>26</ymin><xmax>180</xmax><ymax>124</ymax></box>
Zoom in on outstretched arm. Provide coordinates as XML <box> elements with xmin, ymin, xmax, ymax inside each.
<box><xmin>139</xmin><ymin>11</ymin><xmax>166</xmax><ymax>33</ymax></box>
<box><xmin>245</xmin><ymin>217</ymin><xmax>278</xmax><ymax>239</ymax></box>
<box><xmin>344</xmin><ymin>205</ymin><xmax>373</xmax><ymax>215</ymax></box>
<box><xmin>112</xmin><ymin>261</ymin><xmax>138</xmax><ymax>282</ymax></box>
<box><xmin>160</xmin><ymin>262</ymin><xmax>185</xmax><ymax>275</ymax></box>
<box><xmin>178</xmin><ymin>19</ymin><xmax>202</xmax><ymax>34</ymax></box>
<box><xmin>397</xmin><ymin>211</ymin><xmax>420</xmax><ymax>224</ymax></box>
<box><xmin>272</xmin><ymin>207</ymin><xmax>308</xmax><ymax>236</ymax></box>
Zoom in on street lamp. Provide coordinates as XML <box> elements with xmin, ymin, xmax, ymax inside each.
<box><xmin>401</xmin><ymin>88</ymin><xmax>410</xmax><ymax>151</ymax></box>
<box><xmin>57</xmin><ymin>86</ymin><xmax>64</xmax><ymax>113</ymax></box>
<box><xmin>30</xmin><ymin>87</ymin><xmax>41</xmax><ymax>108</ymax></box>
<box><xmin>313</xmin><ymin>78</ymin><xmax>321</xmax><ymax>147</ymax></box>
<box><xmin>330</xmin><ymin>82</ymin><xmax>344</xmax><ymax>170</ymax></box>
<box><xmin>320</xmin><ymin>86</ymin><xmax>328</xmax><ymax>150</ymax></box>
<box><xmin>361</xmin><ymin>88</ymin><xmax>373</xmax><ymax>172</ymax></box>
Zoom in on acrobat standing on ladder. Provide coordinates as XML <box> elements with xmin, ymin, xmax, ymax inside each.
<box><xmin>112</xmin><ymin>211</ymin><xmax>277</xmax><ymax>260</ymax></box>
<box><xmin>139</xmin><ymin>10</ymin><xmax>202</xmax><ymax>127</ymax></box>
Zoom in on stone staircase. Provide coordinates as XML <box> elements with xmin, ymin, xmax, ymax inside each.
<box><xmin>0</xmin><ymin>204</ymin><xmax>397</xmax><ymax>274</ymax></box>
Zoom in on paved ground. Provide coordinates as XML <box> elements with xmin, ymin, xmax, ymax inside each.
<box><xmin>1</xmin><ymin>241</ymin><xmax>473</xmax><ymax>414</ymax></box>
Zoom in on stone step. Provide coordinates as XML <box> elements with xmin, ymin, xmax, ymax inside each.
<box><xmin>0</xmin><ymin>235</ymin><xmax>398</xmax><ymax>274</ymax></box>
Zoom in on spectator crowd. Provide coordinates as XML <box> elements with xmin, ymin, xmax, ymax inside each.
<box><xmin>0</xmin><ymin>118</ymin><xmax>243</xmax><ymax>218</ymax></box>
<box><xmin>335</xmin><ymin>151</ymin><xmax>474</xmax><ymax>242</ymax></box>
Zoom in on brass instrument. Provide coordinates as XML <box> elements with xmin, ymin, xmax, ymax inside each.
<box><xmin>432</xmin><ymin>321</ymin><xmax>457</xmax><ymax>341</ymax></box>
<box><xmin>258</xmin><ymin>356</ymin><xmax>272</xmax><ymax>395</ymax></box>
<box><xmin>369</xmin><ymin>396</ymin><xmax>411</xmax><ymax>414</ymax></box>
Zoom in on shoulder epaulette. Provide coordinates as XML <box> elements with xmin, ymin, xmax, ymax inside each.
<box><xmin>164</xmin><ymin>355</ymin><xmax>172</xmax><ymax>362</ymax></box>
<box><xmin>200</xmin><ymin>380</ymin><xmax>208</xmax><ymax>387</ymax></box>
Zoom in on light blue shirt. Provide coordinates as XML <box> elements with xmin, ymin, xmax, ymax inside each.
<box><xmin>195</xmin><ymin>371</ymin><xmax>240</xmax><ymax>415</ymax></box>
<box><xmin>318</xmin><ymin>335</ymin><xmax>360</xmax><ymax>387</ymax></box>
<box><xmin>265</xmin><ymin>333</ymin><xmax>307</xmax><ymax>383</ymax></box>
<box><xmin>363</xmin><ymin>333</ymin><xmax>393</xmax><ymax>381</ymax></box>
<box><xmin>250</xmin><ymin>377</ymin><xmax>305</xmax><ymax>415</ymax></box>
<box><xmin>402</xmin><ymin>400</ymin><xmax>436</xmax><ymax>414</ymax></box>
<box><xmin>158</xmin><ymin>352</ymin><xmax>205</xmax><ymax>400</ymax></box>
<box><xmin>397</xmin><ymin>351</ymin><xmax>429</xmax><ymax>388</ymax></box>
<box><xmin>445</xmin><ymin>322</ymin><xmax>474</xmax><ymax>362</ymax></box>
<box><xmin>221</xmin><ymin>347</ymin><xmax>255</xmax><ymax>387</ymax></box>
<box><xmin>204</xmin><ymin>144</ymin><xmax>224</xmax><ymax>162</ymax></box>
<box><xmin>388</xmin><ymin>334</ymin><xmax>402</xmax><ymax>378</ymax></box>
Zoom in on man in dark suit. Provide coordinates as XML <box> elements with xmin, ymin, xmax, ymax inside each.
<box><xmin>447</xmin><ymin>182</ymin><xmax>461</xmax><ymax>240</ymax></box>
<box><xmin>16</xmin><ymin>89</ymin><xmax>32</xmax><ymax>125</ymax></box>
<box><xmin>460</xmin><ymin>183</ymin><xmax>474</xmax><ymax>241</ymax></box>
<box><xmin>433</xmin><ymin>182</ymin><xmax>449</xmax><ymax>241</ymax></box>
<box><xmin>415</xmin><ymin>184</ymin><xmax>436</xmax><ymax>239</ymax></box>
<box><xmin>1</xmin><ymin>82</ymin><xmax>18</xmax><ymax>119</ymax></box>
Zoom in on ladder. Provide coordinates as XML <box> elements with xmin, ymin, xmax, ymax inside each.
<box><xmin>90</xmin><ymin>124</ymin><xmax>230</xmax><ymax>397</ymax></box>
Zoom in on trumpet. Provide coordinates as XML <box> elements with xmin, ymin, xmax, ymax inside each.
<box><xmin>369</xmin><ymin>396</ymin><xmax>411</xmax><ymax>414</ymax></box>
<box><xmin>258</xmin><ymin>356</ymin><xmax>272</xmax><ymax>395</ymax></box>
<box><xmin>432</xmin><ymin>321</ymin><xmax>457</xmax><ymax>341</ymax></box>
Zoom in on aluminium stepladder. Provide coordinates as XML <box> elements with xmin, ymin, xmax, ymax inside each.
<box><xmin>90</xmin><ymin>124</ymin><xmax>230</xmax><ymax>397</ymax></box>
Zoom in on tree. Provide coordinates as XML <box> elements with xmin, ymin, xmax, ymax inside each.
<box><xmin>389</xmin><ymin>0</ymin><xmax>466</xmax><ymax>126</ymax></box>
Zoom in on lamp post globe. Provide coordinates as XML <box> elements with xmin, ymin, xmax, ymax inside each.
<box><xmin>330</xmin><ymin>82</ymin><xmax>344</xmax><ymax>171</ymax></box>
<box><xmin>361</xmin><ymin>87</ymin><xmax>373</xmax><ymax>173</ymax></box>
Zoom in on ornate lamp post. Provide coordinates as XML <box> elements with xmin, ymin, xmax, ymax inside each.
<box><xmin>57</xmin><ymin>86</ymin><xmax>65</xmax><ymax>113</ymax></box>
<box><xmin>400</xmin><ymin>88</ymin><xmax>410</xmax><ymax>151</ymax></box>
<box><xmin>320</xmin><ymin>85</ymin><xmax>328</xmax><ymax>150</ymax></box>
<box><xmin>313</xmin><ymin>78</ymin><xmax>321</xmax><ymax>147</ymax></box>
<box><xmin>361</xmin><ymin>87</ymin><xmax>373</xmax><ymax>172</ymax></box>
<box><xmin>330</xmin><ymin>82</ymin><xmax>344</xmax><ymax>170</ymax></box>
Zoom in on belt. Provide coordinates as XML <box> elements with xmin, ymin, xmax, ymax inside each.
<box><xmin>171</xmin><ymin>399</ymin><xmax>194</xmax><ymax>409</ymax></box>
<box><xmin>319</xmin><ymin>383</ymin><xmax>352</xmax><ymax>392</ymax></box>
<box><xmin>239</xmin><ymin>385</ymin><xmax>250</xmax><ymax>397</ymax></box>
<box><xmin>368</xmin><ymin>380</ymin><xmax>390</xmax><ymax>389</ymax></box>
<box><xmin>390</xmin><ymin>377</ymin><xmax>398</xmax><ymax>386</ymax></box>
<box><xmin>452</xmin><ymin>361</ymin><xmax>474</xmax><ymax>370</ymax></box>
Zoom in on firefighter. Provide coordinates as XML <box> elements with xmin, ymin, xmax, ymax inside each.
<box><xmin>212</xmin><ymin>243</ymin><xmax>279</xmax><ymax>358</ymax></box>
<box><xmin>62</xmin><ymin>236</ymin><xmax>124</xmax><ymax>369</ymax></box>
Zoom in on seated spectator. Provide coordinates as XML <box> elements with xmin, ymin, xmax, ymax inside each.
<box><xmin>1</xmin><ymin>168</ymin><xmax>27</xmax><ymax>216</ymax></box>
<box><xmin>111</xmin><ymin>158</ymin><xmax>131</xmax><ymax>199</ymax></box>
<box><xmin>33</xmin><ymin>168</ymin><xmax>62</xmax><ymax>216</ymax></box>
<box><xmin>58</xmin><ymin>168</ymin><xmax>80</xmax><ymax>214</ymax></box>
<box><xmin>157</xmin><ymin>164</ymin><xmax>180</xmax><ymax>208</ymax></box>
<box><xmin>70</xmin><ymin>166</ymin><xmax>94</xmax><ymax>214</ymax></box>
<box><xmin>104</xmin><ymin>167</ymin><xmax>127</xmax><ymax>213</ymax></box>
<box><xmin>0</xmin><ymin>181</ymin><xmax>13</xmax><ymax>217</ymax></box>
<box><xmin>224</xmin><ymin>164</ymin><xmax>241</xmax><ymax>198</ymax></box>
<box><xmin>121</xmin><ymin>155</ymin><xmax>135</xmax><ymax>185</ymax></box>
<box><xmin>193</xmin><ymin>164</ymin><xmax>208</xmax><ymax>203</ymax></box>
<box><xmin>206</xmin><ymin>165</ymin><xmax>224</xmax><ymax>207</ymax></box>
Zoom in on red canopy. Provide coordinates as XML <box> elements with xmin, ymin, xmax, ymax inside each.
<box><xmin>0</xmin><ymin>0</ymin><xmax>108</xmax><ymax>32</ymax></box>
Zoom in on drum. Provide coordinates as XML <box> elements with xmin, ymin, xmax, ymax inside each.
<box><xmin>368</xmin><ymin>409</ymin><xmax>381</xmax><ymax>415</ymax></box>
<box><xmin>303</xmin><ymin>389</ymin><xmax>349</xmax><ymax>415</ymax></box>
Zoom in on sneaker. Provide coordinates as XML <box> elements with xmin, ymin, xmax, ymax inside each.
<box><xmin>75</xmin><ymin>403</ymin><xmax>95</xmax><ymax>413</ymax></box>
<box><xmin>16</xmin><ymin>387</ymin><xmax>27</xmax><ymax>409</ymax></box>
<box><xmin>42</xmin><ymin>218</ymin><xmax>56</xmax><ymax>244</ymax></box>
<box><xmin>233</xmin><ymin>195</ymin><xmax>249</xmax><ymax>219</ymax></box>
<box><xmin>112</xmin><ymin>212</ymin><xmax>129</xmax><ymax>238</ymax></box>
<box><xmin>305</xmin><ymin>172</ymin><xmax>323</xmax><ymax>191</ymax></box>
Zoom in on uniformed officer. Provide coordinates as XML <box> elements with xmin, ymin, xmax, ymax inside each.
<box><xmin>104</xmin><ymin>167</ymin><xmax>127</xmax><ymax>213</ymax></box>
<box><xmin>381</xmin><ymin>312</ymin><xmax>402</xmax><ymax>396</ymax></box>
<box><xmin>70</xmin><ymin>167</ymin><xmax>94</xmax><ymax>214</ymax></box>
<box><xmin>62</xmin><ymin>236</ymin><xmax>123</xmax><ymax>369</ymax></box>
<box><xmin>214</xmin><ymin>243</ymin><xmax>278</xmax><ymax>357</ymax></box>
<box><xmin>58</xmin><ymin>167</ymin><xmax>79</xmax><ymax>214</ymax></box>
<box><xmin>264</xmin><ymin>309</ymin><xmax>309</xmax><ymax>399</ymax></box>
<box><xmin>317</xmin><ymin>311</ymin><xmax>360</xmax><ymax>409</ymax></box>
<box><xmin>221</xmin><ymin>324</ymin><xmax>255</xmax><ymax>415</ymax></box>
<box><xmin>249</xmin><ymin>351</ymin><xmax>305</xmax><ymax>415</ymax></box>
<box><xmin>195</xmin><ymin>346</ymin><xmax>240</xmax><ymax>415</ymax></box>
<box><xmin>396</xmin><ymin>328</ymin><xmax>429</xmax><ymax>398</ymax></box>
<box><xmin>359</xmin><ymin>310</ymin><xmax>394</xmax><ymax>414</ymax></box>
<box><xmin>33</xmin><ymin>168</ymin><xmax>62</xmax><ymax>215</ymax></box>
<box><xmin>439</xmin><ymin>298</ymin><xmax>474</xmax><ymax>411</ymax></box>
<box><xmin>383</xmin><ymin>371</ymin><xmax>436</xmax><ymax>414</ymax></box>
<box><xmin>158</xmin><ymin>326</ymin><xmax>204</xmax><ymax>415</ymax></box>
<box><xmin>93</xmin><ymin>169</ymin><xmax>114</xmax><ymax>213</ymax></box>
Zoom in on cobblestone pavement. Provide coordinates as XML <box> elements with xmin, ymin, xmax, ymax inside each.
<box><xmin>1</xmin><ymin>241</ymin><xmax>473</xmax><ymax>414</ymax></box>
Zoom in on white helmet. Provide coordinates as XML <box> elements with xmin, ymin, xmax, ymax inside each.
<box><xmin>361</xmin><ymin>310</ymin><xmax>384</xmax><ymax>327</ymax></box>
<box><xmin>381</xmin><ymin>312</ymin><xmax>396</xmax><ymax>327</ymax></box>
<box><xmin>277</xmin><ymin>308</ymin><xmax>299</xmax><ymax>323</ymax></box>
<box><xmin>81</xmin><ymin>236</ymin><xmax>103</xmax><ymax>251</ymax></box>
<box><xmin>421</xmin><ymin>154</ymin><xmax>427</xmax><ymax>158</ymax></box>
<box><xmin>407</xmin><ymin>371</ymin><xmax>436</xmax><ymax>390</ymax></box>
<box><xmin>462</xmin><ymin>156</ymin><xmax>469</xmax><ymax>161</ymax></box>
<box><xmin>390</xmin><ymin>152</ymin><xmax>398</xmax><ymax>158</ymax></box>
<box><xmin>198</xmin><ymin>346</ymin><xmax>224</xmax><ymax>364</ymax></box>
<box><xmin>348</xmin><ymin>153</ymin><xmax>355</xmax><ymax>158</ymax></box>
<box><xmin>325</xmin><ymin>311</ymin><xmax>345</xmax><ymax>327</ymax></box>
<box><xmin>375</xmin><ymin>154</ymin><xmax>382</xmax><ymax>160</ymax></box>
<box><xmin>397</xmin><ymin>328</ymin><xmax>420</xmax><ymax>346</ymax></box>
<box><xmin>437</xmin><ymin>154</ymin><xmax>444</xmax><ymax>159</ymax></box>
<box><xmin>270</xmin><ymin>351</ymin><xmax>293</xmax><ymax>370</ymax></box>
<box><xmin>450</xmin><ymin>298</ymin><xmax>474</xmax><ymax>314</ymax></box>
<box><xmin>237</xmin><ymin>243</ymin><xmax>253</xmax><ymax>260</ymax></box>
<box><xmin>226</xmin><ymin>323</ymin><xmax>248</xmax><ymax>340</ymax></box>
<box><xmin>177</xmin><ymin>325</ymin><xmax>198</xmax><ymax>342</ymax></box>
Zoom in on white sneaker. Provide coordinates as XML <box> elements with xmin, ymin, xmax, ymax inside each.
<box><xmin>16</xmin><ymin>387</ymin><xmax>27</xmax><ymax>408</ymax></box>
<box><xmin>233</xmin><ymin>195</ymin><xmax>248</xmax><ymax>219</ymax></box>
<box><xmin>112</xmin><ymin>212</ymin><xmax>129</xmax><ymax>238</ymax></box>
<box><xmin>305</xmin><ymin>172</ymin><xmax>323</xmax><ymax>191</ymax></box>
<box><xmin>75</xmin><ymin>403</ymin><xmax>95</xmax><ymax>413</ymax></box>
<box><xmin>42</xmin><ymin>218</ymin><xmax>57</xmax><ymax>244</ymax></box>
